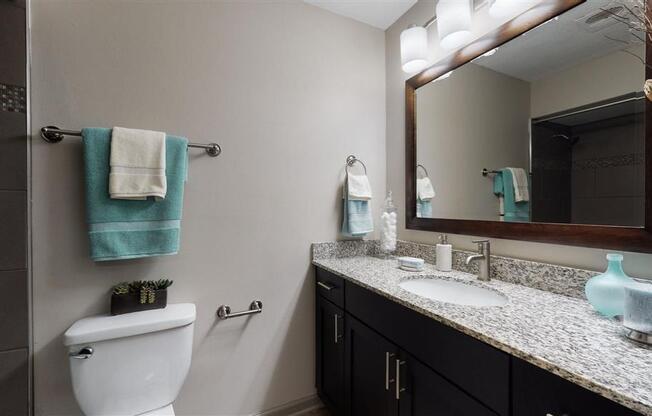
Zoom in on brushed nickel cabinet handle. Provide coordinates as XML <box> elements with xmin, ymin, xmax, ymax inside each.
<box><xmin>385</xmin><ymin>352</ymin><xmax>395</xmax><ymax>390</ymax></box>
<box><xmin>318</xmin><ymin>281</ymin><xmax>335</xmax><ymax>291</ymax></box>
<box><xmin>334</xmin><ymin>314</ymin><xmax>343</xmax><ymax>344</ymax></box>
<box><xmin>396</xmin><ymin>359</ymin><xmax>406</xmax><ymax>400</ymax></box>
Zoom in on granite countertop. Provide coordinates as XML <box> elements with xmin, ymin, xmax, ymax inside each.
<box><xmin>312</xmin><ymin>255</ymin><xmax>652</xmax><ymax>415</ymax></box>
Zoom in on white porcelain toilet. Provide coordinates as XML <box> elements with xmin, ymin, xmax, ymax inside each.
<box><xmin>63</xmin><ymin>303</ymin><xmax>196</xmax><ymax>416</ymax></box>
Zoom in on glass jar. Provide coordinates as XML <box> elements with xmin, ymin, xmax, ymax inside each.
<box><xmin>379</xmin><ymin>191</ymin><xmax>398</xmax><ymax>256</ymax></box>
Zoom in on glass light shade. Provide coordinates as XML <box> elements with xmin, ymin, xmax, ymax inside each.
<box><xmin>400</xmin><ymin>26</ymin><xmax>428</xmax><ymax>73</ymax></box>
<box><xmin>489</xmin><ymin>0</ymin><xmax>519</xmax><ymax>18</ymax></box>
<box><xmin>436</xmin><ymin>0</ymin><xmax>472</xmax><ymax>50</ymax></box>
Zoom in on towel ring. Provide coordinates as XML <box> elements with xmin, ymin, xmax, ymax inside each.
<box><xmin>417</xmin><ymin>164</ymin><xmax>429</xmax><ymax>177</ymax></box>
<box><xmin>346</xmin><ymin>155</ymin><xmax>367</xmax><ymax>174</ymax></box>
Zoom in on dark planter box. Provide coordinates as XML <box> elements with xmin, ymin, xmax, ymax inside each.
<box><xmin>111</xmin><ymin>289</ymin><xmax>168</xmax><ymax>315</ymax></box>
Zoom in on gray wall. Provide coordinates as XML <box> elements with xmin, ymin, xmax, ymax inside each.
<box><xmin>386</xmin><ymin>0</ymin><xmax>652</xmax><ymax>277</ymax></box>
<box><xmin>416</xmin><ymin>63</ymin><xmax>530</xmax><ymax>221</ymax></box>
<box><xmin>0</xmin><ymin>0</ymin><xmax>29</xmax><ymax>415</ymax></box>
<box><xmin>30</xmin><ymin>2</ymin><xmax>385</xmax><ymax>415</ymax></box>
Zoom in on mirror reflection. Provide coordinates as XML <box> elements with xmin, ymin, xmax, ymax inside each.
<box><xmin>415</xmin><ymin>1</ymin><xmax>646</xmax><ymax>226</ymax></box>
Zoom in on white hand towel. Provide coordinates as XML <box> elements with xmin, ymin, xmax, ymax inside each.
<box><xmin>345</xmin><ymin>173</ymin><xmax>373</xmax><ymax>201</ymax></box>
<box><xmin>416</xmin><ymin>177</ymin><xmax>435</xmax><ymax>200</ymax></box>
<box><xmin>109</xmin><ymin>126</ymin><xmax>167</xmax><ymax>200</ymax></box>
<box><xmin>506</xmin><ymin>167</ymin><xmax>529</xmax><ymax>202</ymax></box>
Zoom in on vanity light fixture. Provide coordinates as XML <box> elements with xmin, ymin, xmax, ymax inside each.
<box><xmin>401</xmin><ymin>24</ymin><xmax>429</xmax><ymax>73</ymax></box>
<box><xmin>437</xmin><ymin>0</ymin><xmax>472</xmax><ymax>50</ymax></box>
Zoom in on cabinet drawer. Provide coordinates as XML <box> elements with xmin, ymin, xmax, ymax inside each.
<box><xmin>346</xmin><ymin>281</ymin><xmax>510</xmax><ymax>416</ymax></box>
<box><xmin>316</xmin><ymin>267</ymin><xmax>345</xmax><ymax>308</ymax></box>
<box><xmin>512</xmin><ymin>358</ymin><xmax>642</xmax><ymax>416</ymax></box>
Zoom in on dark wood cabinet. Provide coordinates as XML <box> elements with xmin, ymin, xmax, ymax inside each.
<box><xmin>345</xmin><ymin>315</ymin><xmax>399</xmax><ymax>416</ymax></box>
<box><xmin>315</xmin><ymin>266</ymin><xmax>642</xmax><ymax>416</ymax></box>
<box><xmin>316</xmin><ymin>295</ymin><xmax>345</xmax><ymax>414</ymax></box>
<box><xmin>398</xmin><ymin>350</ymin><xmax>498</xmax><ymax>416</ymax></box>
<box><xmin>512</xmin><ymin>358</ymin><xmax>641</xmax><ymax>416</ymax></box>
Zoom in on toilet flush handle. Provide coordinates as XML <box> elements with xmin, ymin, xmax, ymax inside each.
<box><xmin>69</xmin><ymin>346</ymin><xmax>93</xmax><ymax>359</ymax></box>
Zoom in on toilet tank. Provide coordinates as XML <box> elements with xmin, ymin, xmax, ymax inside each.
<box><xmin>64</xmin><ymin>303</ymin><xmax>196</xmax><ymax>416</ymax></box>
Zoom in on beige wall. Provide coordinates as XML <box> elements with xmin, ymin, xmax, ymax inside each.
<box><xmin>386</xmin><ymin>0</ymin><xmax>652</xmax><ymax>277</ymax></box>
<box><xmin>417</xmin><ymin>63</ymin><xmax>530</xmax><ymax>221</ymax></box>
<box><xmin>531</xmin><ymin>45</ymin><xmax>645</xmax><ymax>117</ymax></box>
<box><xmin>30</xmin><ymin>2</ymin><xmax>385</xmax><ymax>415</ymax></box>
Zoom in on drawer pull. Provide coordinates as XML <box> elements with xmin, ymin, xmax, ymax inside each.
<box><xmin>395</xmin><ymin>359</ymin><xmax>406</xmax><ymax>400</ymax></box>
<box><xmin>317</xmin><ymin>281</ymin><xmax>335</xmax><ymax>291</ymax></box>
<box><xmin>385</xmin><ymin>352</ymin><xmax>395</xmax><ymax>390</ymax></box>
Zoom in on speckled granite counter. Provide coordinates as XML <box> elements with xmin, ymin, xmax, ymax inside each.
<box><xmin>312</xmin><ymin>244</ymin><xmax>652</xmax><ymax>415</ymax></box>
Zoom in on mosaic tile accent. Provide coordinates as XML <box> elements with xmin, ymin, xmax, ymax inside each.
<box><xmin>573</xmin><ymin>153</ymin><xmax>644</xmax><ymax>170</ymax></box>
<box><xmin>311</xmin><ymin>249</ymin><xmax>652</xmax><ymax>415</ymax></box>
<box><xmin>0</xmin><ymin>84</ymin><xmax>26</xmax><ymax>113</ymax></box>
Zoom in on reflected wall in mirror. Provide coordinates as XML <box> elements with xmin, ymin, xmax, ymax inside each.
<box><xmin>415</xmin><ymin>0</ymin><xmax>646</xmax><ymax>227</ymax></box>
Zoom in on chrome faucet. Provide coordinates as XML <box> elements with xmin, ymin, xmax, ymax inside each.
<box><xmin>465</xmin><ymin>240</ymin><xmax>491</xmax><ymax>281</ymax></box>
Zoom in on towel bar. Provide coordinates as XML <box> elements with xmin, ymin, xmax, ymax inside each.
<box><xmin>40</xmin><ymin>125</ymin><xmax>222</xmax><ymax>157</ymax></box>
<box><xmin>216</xmin><ymin>300</ymin><xmax>263</xmax><ymax>320</ymax></box>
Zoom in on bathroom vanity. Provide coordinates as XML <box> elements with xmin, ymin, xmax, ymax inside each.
<box><xmin>312</xmin><ymin>243</ymin><xmax>651</xmax><ymax>416</ymax></box>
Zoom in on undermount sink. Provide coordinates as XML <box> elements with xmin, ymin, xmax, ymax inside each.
<box><xmin>399</xmin><ymin>278</ymin><xmax>508</xmax><ymax>307</ymax></box>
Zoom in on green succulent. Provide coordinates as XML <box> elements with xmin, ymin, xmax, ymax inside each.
<box><xmin>112</xmin><ymin>278</ymin><xmax>174</xmax><ymax>304</ymax></box>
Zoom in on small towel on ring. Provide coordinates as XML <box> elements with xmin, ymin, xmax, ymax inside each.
<box><xmin>416</xmin><ymin>177</ymin><xmax>435</xmax><ymax>201</ymax></box>
<box><xmin>109</xmin><ymin>126</ymin><xmax>167</xmax><ymax>200</ymax></box>
<box><xmin>345</xmin><ymin>173</ymin><xmax>373</xmax><ymax>200</ymax></box>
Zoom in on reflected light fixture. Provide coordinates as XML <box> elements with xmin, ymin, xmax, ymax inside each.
<box><xmin>436</xmin><ymin>70</ymin><xmax>453</xmax><ymax>82</ymax></box>
<box><xmin>400</xmin><ymin>25</ymin><xmax>429</xmax><ymax>73</ymax></box>
<box><xmin>482</xmin><ymin>48</ymin><xmax>498</xmax><ymax>57</ymax></box>
<box><xmin>437</xmin><ymin>0</ymin><xmax>472</xmax><ymax>50</ymax></box>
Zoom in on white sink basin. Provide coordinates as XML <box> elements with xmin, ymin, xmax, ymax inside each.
<box><xmin>399</xmin><ymin>278</ymin><xmax>507</xmax><ymax>307</ymax></box>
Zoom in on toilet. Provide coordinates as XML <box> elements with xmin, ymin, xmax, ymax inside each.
<box><xmin>63</xmin><ymin>303</ymin><xmax>196</xmax><ymax>416</ymax></box>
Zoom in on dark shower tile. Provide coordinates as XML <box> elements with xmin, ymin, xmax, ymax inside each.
<box><xmin>0</xmin><ymin>1</ymin><xmax>26</xmax><ymax>87</ymax></box>
<box><xmin>0</xmin><ymin>270</ymin><xmax>28</xmax><ymax>350</ymax></box>
<box><xmin>0</xmin><ymin>111</ymin><xmax>27</xmax><ymax>190</ymax></box>
<box><xmin>0</xmin><ymin>348</ymin><xmax>28</xmax><ymax>416</ymax></box>
<box><xmin>0</xmin><ymin>191</ymin><xmax>26</xmax><ymax>270</ymax></box>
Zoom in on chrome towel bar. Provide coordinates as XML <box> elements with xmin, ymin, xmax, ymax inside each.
<box><xmin>216</xmin><ymin>300</ymin><xmax>263</xmax><ymax>320</ymax></box>
<box><xmin>40</xmin><ymin>125</ymin><xmax>222</xmax><ymax>157</ymax></box>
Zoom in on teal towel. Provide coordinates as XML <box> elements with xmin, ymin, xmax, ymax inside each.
<box><xmin>416</xmin><ymin>199</ymin><xmax>432</xmax><ymax>218</ymax></box>
<box><xmin>342</xmin><ymin>199</ymin><xmax>373</xmax><ymax>237</ymax></box>
<box><xmin>82</xmin><ymin>128</ymin><xmax>188</xmax><ymax>261</ymax></box>
<box><xmin>493</xmin><ymin>169</ymin><xmax>529</xmax><ymax>222</ymax></box>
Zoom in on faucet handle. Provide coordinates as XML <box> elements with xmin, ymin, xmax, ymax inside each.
<box><xmin>472</xmin><ymin>239</ymin><xmax>490</xmax><ymax>253</ymax></box>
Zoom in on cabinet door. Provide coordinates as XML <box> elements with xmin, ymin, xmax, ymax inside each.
<box><xmin>316</xmin><ymin>295</ymin><xmax>345</xmax><ymax>414</ymax></box>
<box><xmin>398</xmin><ymin>352</ymin><xmax>498</xmax><ymax>416</ymax></box>
<box><xmin>345</xmin><ymin>315</ymin><xmax>399</xmax><ymax>416</ymax></box>
<box><xmin>512</xmin><ymin>358</ymin><xmax>642</xmax><ymax>416</ymax></box>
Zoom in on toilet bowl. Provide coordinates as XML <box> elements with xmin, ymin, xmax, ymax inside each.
<box><xmin>64</xmin><ymin>303</ymin><xmax>196</xmax><ymax>416</ymax></box>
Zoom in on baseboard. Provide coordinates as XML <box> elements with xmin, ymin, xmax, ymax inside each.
<box><xmin>252</xmin><ymin>394</ymin><xmax>322</xmax><ymax>416</ymax></box>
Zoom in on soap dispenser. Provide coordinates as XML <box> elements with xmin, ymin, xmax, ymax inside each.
<box><xmin>436</xmin><ymin>234</ymin><xmax>452</xmax><ymax>272</ymax></box>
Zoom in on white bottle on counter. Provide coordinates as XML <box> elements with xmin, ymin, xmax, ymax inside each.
<box><xmin>436</xmin><ymin>234</ymin><xmax>452</xmax><ymax>272</ymax></box>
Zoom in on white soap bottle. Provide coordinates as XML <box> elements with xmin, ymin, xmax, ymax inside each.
<box><xmin>436</xmin><ymin>234</ymin><xmax>452</xmax><ymax>272</ymax></box>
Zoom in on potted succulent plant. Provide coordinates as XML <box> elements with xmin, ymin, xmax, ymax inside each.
<box><xmin>111</xmin><ymin>279</ymin><xmax>174</xmax><ymax>315</ymax></box>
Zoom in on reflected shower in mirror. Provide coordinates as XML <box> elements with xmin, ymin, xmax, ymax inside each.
<box><xmin>415</xmin><ymin>0</ymin><xmax>646</xmax><ymax>227</ymax></box>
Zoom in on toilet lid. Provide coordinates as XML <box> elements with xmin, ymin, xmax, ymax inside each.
<box><xmin>63</xmin><ymin>303</ymin><xmax>196</xmax><ymax>346</ymax></box>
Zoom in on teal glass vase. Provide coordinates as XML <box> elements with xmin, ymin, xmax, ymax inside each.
<box><xmin>585</xmin><ymin>253</ymin><xmax>634</xmax><ymax>318</ymax></box>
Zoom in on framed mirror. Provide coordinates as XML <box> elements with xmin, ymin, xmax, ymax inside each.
<box><xmin>406</xmin><ymin>0</ymin><xmax>652</xmax><ymax>252</ymax></box>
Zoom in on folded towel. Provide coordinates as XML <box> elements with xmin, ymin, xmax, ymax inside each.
<box><xmin>416</xmin><ymin>177</ymin><xmax>435</xmax><ymax>201</ymax></box>
<box><xmin>109</xmin><ymin>126</ymin><xmax>167</xmax><ymax>200</ymax></box>
<box><xmin>342</xmin><ymin>174</ymin><xmax>373</xmax><ymax>237</ymax></box>
<box><xmin>494</xmin><ymin>169</ymin><xmax>529</xmax><ymax>222</ymax></box>
<box><xmin>346</xmin><ymin>173</ymin><xmax>372</xmax><ymax>201</ymax></box>
<box><xmin>506</xmin><ymin>167</ymin><xmax>529</xmax><ymax>202</ymax></box>
<box><xmin>82</xmin><ymin>128</ymin><xmax>188</xmax><ymax>261</ymax></box>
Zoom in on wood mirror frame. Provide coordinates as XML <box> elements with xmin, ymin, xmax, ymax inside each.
<box><xmin>405</xmin><ymin>0</ymin><xmax>652</xmax><ymax>253</ymax></box>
